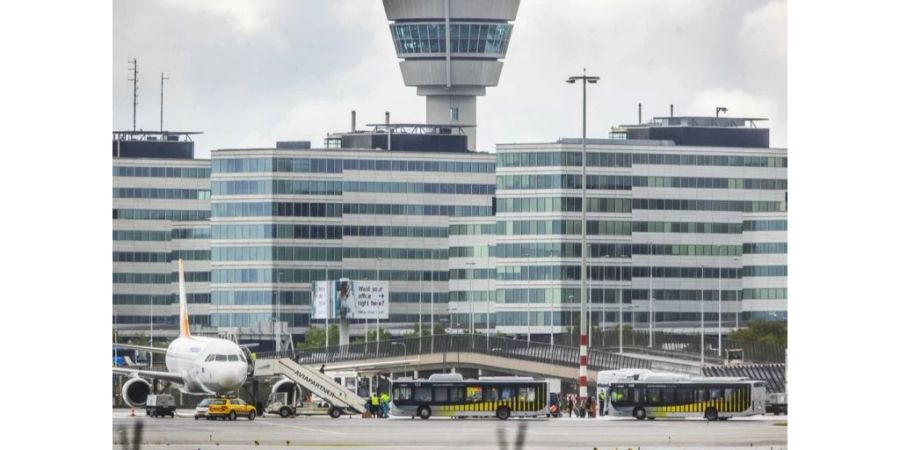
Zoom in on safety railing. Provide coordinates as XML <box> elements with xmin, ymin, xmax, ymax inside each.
<box><xmin>255</xmin><ymin>334</ymin><xmax>652</xmax><ymax>372</ymax></box>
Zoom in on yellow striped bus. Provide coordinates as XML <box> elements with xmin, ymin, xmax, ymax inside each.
<box><xmin>609</xmin><ymin>378</ymin><xmax>767</xmax><ymax>421</ymax></box>
<box><xmin>390</xmin><ymin>374</ymin><xmax>549</xmax><ymax>420</ymax></box>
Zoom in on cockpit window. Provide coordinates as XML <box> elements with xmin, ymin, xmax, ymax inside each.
<box><xmin>205</xmin><ymin>355</ymin><xmax>215</xmax><ymax>362</ymax></box>
<box><xmin>239</xmin><ymin>353</ymin><xmax>247</xmax><ymax>362</ymax></box>
<box><xmin>227</xmin><ymin>354</ymin><xmax>239</xmax><ymax>362</ymax></box>
<box><xmin>215</xmin><ymin>354</ymin><xmax>228</xmax><ymax>361</ymax></box>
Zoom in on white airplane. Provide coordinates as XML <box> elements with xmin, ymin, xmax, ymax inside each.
<box><xmin>113</xmin><ymin>259</ymin><xmax>249</xmax><ymax>407</ymax></box>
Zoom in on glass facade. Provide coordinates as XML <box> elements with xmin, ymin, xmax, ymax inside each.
<box><xmin>113</xmin><ymin>160</ymin><xmax>212</xmax><ymax>334</ymax></box>
<box><xmin>390</xmin><ymin>22</ymin><xmax>513</xmax><ymax>55</ymax></box>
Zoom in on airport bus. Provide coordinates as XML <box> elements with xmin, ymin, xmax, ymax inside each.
<box><xmin>608</xmin><ymin>378</ymin><xmax>767</xmax><ymax>421</ymax></box>
<box><xmin>390</xmin><ymin>374</ymin><xmax>549</xmax><ymax>420</ymax></box>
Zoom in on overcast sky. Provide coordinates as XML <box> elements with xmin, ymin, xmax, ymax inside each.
<box><xmin>113</xmin><ymin>0</ymin><xmax>786</xmax><ymax>158</ymax></box>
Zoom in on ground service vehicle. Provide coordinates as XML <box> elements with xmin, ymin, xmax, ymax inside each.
<box><xmin>145</xmin><ymin>394</ymin><xmax>176</xmax><ymax>418</ymax></box>
<box><xmin>391</xmin><ymin>374</ymin><xmax>549</xmax><ymax>420</ymax></box>
<box><xmin>206</xmin><ymin>398</ymin><xmax>257</xmax><ymax>421</ymax></box>
<box><xmin>194</xmin><ymin>398</ymin><xmax>213</xmax><ymax>420</ymax></box>
<box><xmin>608</xmin><ymin>378</ymin><xmax>766</xmax><ymax>421</ymax></box>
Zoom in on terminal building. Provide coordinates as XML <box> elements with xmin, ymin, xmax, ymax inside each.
<box><xmin>208</xmin><ymin>127</ymin><xmax>496</xmax><ymax>341</ymax></box>
<box><xmin>487</xmin><ymin>117</ymin><xmax>787</xmax><ymax>339</ymax></box>
<box><xmin>112</xmin><ymin>131</ymin><xmax>212</xmax><ymax>339</ymax></box>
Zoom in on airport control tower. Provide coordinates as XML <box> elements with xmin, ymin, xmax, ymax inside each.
<box><xmin>383</xmin><ymin>0</ymin><xmax>520</xmax><ymax>150</ymax></box>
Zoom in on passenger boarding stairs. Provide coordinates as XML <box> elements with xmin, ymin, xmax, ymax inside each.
<box><xmin>253</xmin><ymin>358</ymin><xmax>367</xmax><ymax>414</ymax></box>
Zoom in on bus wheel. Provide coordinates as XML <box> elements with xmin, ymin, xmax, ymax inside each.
<box><xmin>496</xmin><ymin>406</ymin><xmax>511</xmax><ymax>421</ymax></box>
<box><xmin>279</xmin><ymin>407</ymin><xmax>291</xmax><ymax>418</ymax></box>
<box><xmin>704</xmin><ymin>407</ymin><xmax>718</xmax><ymax>421</ymax></box>
<box><xmin>418</xmin><ymin>406</ymin><xmax>432</xmax><ymax>420</ymax></box>
<box><xmin>633</xmin><ymin>407</ymin><xmax>647</xmax><ymax>421</ymax></box>
<box><xmin>328</xmin><ymin>407</ymin><xmax>342</xmax><ymax>419</ymax></box>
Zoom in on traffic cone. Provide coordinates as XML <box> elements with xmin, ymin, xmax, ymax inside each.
<box><xmin>129</xmin><ymin>407</ymin><xmax>135</xmax><ymax>417</ymax></box>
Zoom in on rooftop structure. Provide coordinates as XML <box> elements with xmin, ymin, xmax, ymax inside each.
<box><xmin>612</xmin><ymin>116</ymin><xmax>770</xmax><ymax>148</ymax></box>
<box><xmin>113</xmin><ymin>131</ymin><xmax>203</xmax><ymax>159</ymax></box>
<box><xmin>383</xmin><ymin>0</ymin><xmax>521</xmax><ymax>150</ymax></box>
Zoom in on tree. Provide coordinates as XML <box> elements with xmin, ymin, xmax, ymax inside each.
<box><xmin>728</xmin><ymin>320</ymin><xmax>787</xmax><ymax>347</ymax></box>
<box><xmin>296</xmin><ymin>325</ymin><xmax>340</xmax><ymax>349</ymax></box>
<box><xmin>365</xmin><ymin>327</ymin><xmax>392</xmax><ymax>341</ymax></box>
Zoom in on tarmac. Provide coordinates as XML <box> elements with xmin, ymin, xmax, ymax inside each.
<box><xmin>112</xmin><ymin>409</ymin><xmax>787</xmax><ymax>450</ymax></box>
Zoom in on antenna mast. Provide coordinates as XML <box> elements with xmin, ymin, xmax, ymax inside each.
<box><xmin>160</xmin><ymin>72</ymin><xmax>169</xmax><ymax>131</ymax></box>
<box><xmin>128</xmin><ymin>59</ymin><xmax>139</xmax><ymax>131</ymax></box>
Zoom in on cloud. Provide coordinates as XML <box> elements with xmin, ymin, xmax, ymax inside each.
<box><xmin>159</xmin><ymin>0</ymin><xmax>279</xmax><ymax>35</ymax></box>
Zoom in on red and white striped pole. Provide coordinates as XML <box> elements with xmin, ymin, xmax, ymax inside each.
<box><xmin>567</xmin><ymin>70</ymin><xmax>598</xmax><ymax>413</ymax></box>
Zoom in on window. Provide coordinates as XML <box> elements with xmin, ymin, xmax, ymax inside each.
<box><xmin>394</xmin><ymin>385</ymin><xmax>412</xmax><ymax>401</ymax></box>
<box><xmin>695</xmin><ymin>389</ymin><xmax>709</xmax><ymax>402</ymax></box>
<box><xmin>449</xmin><ymin>387</ymin><xmax>464</xmax><ymax>403</ymax></box>
<box><xmin>215</xmin><ymin>354</ymin><xmax>227</xmax><ymax>361</ymax></box>
<box><xmin>501</xmin><ymin>387</ymin><xmax>515</xmax><ymax>401</ymax></box>
<box><xmin>414</xmin><ymin>387</ymin><xmax>433</xmax><ymax>402</ymax></box>
<box><xmin>710</xmin><ymin>388</ymin><xmax>723</xmax><ymax>400</ymax></box>
<box><xmin>466</xmin><ymin>386</ymin><xmax>482</xmax><ymax>402</ymax></box>
<box><xmin>434</xmin><ymin>387</ymin><xmax>448</xmax><ymax>402</ymax></box>
<box><xmin>450</xmin><ymin>107</ymin><xmax>459</xmax><ymax>121</ymax></box>
<box><xmin>646</xmin><ymin>388</ymin><xmax>661</xmax><ymax>403</ymax></box>
<box><xmin>676</xmin><ymin>388</ymin><xmax>692</xmax><ymax>403</ymax></box>
<box><xmin>519</xmin><ymin>387</ymin><xmax>536</xmax><ymax>402</ymax></box>
<box><xmin>485</xmin><ymin>387</ymin><xmax>499</xmax><ymax>402</ymax></box>
<box><xmin>227</xmin><ymin>354</ymin><xmax>239</xmax><ymax>361</ymax></box>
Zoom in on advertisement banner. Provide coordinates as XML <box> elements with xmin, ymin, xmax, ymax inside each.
<box><xmin>350</xmin><ymin>280</ymin><xmax>389</xmax><ymax>319</ymax></box>
<box><xmin>313</xmin><ymin>279</ymin><xmax>389</xmax><ymax>320</ymax></box>
<box><xmin>311</xmin><ymin>281</ymin><xmax>331</xmax><ymax>319</ymax></box>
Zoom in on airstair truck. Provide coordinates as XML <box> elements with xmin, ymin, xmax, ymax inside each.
<box><xmin>254</xmin><ymin>358</ymin><xmax>368</xmax><ymax>418</ymax></box>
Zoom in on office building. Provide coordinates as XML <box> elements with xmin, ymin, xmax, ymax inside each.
<box><xmin>112</xmin><ymin>131</ymin><xmax>212</xmax><ymax>339</ymax></box>
<box><xmin>490</xmin><ymin>117</ymin><xmax>787</xmax><ymax>338</ymax></box>
<box><xmin>208</xmin><ymin>128</ymin><xmax>496</xmax><ymax>339</ymax></box>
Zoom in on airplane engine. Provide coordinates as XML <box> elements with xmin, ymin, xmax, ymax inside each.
<box><xmin>271</xmin><ymin>378</ymin><xmax>300</xmax><ymax>405</ymax></box>
<box><xmin>122</xmin><ymin>378</ymin><xmax>152</xmax><ymax>407</ymax></box>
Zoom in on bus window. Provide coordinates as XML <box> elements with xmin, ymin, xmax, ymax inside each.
<box><xmin>501</xmin><ymin>387</ymin><xmax>515</xmax><ymax>401</ymax></box>
<box><xmin>695</xmin><ymin>388</ymin><xmax>709</xmax><ymax>402</ymax></box>
<box><xmin>519</xmin><ymin>387</ymin><xmax>536</xmax><ymax>402</ymax></box>
<box><xmin>394</xmin><ymin>385</ymin><xmax>412</xmax><ymax>401</ymax></box>
<box><xmin>610</xmin><ymin>387</ymin><xmax>625</xmax><ymax>402</ymax></box>
<box><xmin>631</xmin><ymin>388</ymin><xmax>643</xmax><ymax>403</ymax></box>
<box><xmin>725</xmin><ymin>388</ymin><xmax>734</xmax><ymax>401</ymax></box>
<box><xmin>414</xmin><ymin>386</ymin><xmax>433</xmax><ymax>402</ymax></box>
<box><xmin>434</xmin><ymin>387</ymin><xmax>448</xmax><ymax>403</ymax></box>
<box><xmin>661</xmin><ymin>387</ymin><xmax>675</xmax><ymax>404</ymax></box>
<box><xmin>710</xmin><ymin>388</ymin><xmax>723</xmax><ymax>400</ymax></box>
<box><xmin>449</xmin><ymin>387</ymin><xmax>464</xmax><ymax>403</ymax></box>
<box><xmin>466</xmin><ymin>386</ymin><xmax>483</xmax><ymax>402</ymax></box>
<box><xmin>485</xmin><ymin>387</ymin><xmax>499</xmax><ymax>402</ymax></box>
<box><xmin>676</xmin><ymin>388</ymin><xmax>692</xmax><ymax>403</ymax></box>
<box><xmin>646</xmin><ymin>388</ymin><xmax>661</xmax><ymax>404</ymax></box>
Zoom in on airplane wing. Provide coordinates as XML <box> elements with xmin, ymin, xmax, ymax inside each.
<box><xmin>113</xmin><ymin>343</ymin><xmax>168</xmax><ymax>354</ymax></box>
<box><xmin>112</xmin><ymin>367</ymin><xmax>185</xmax><ymax>384</ymax></box>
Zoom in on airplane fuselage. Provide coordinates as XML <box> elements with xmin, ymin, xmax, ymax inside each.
<box><xmin>165</xmin><ymin>336</ymin><xmax>248</xmax><ymax>395</ymax></box>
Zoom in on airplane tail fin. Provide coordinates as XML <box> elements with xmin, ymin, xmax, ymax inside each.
<box><xmin>178</xmin><ymin>259</ymin><xmax>191</xmax><ymax>337</ymax></box>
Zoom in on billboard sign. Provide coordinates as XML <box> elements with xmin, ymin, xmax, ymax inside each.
<box><xmin>313</xmin><ymin>279</ymin><xmax>389</xmax><ymax>320</ymax></box>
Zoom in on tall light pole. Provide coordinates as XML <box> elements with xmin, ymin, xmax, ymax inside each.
<box><xmin>466</xmin><ymin>261</ymin><xmax>475</xmax><ymax>336</ymax></box>
<box><xmin>718</xmin><ymin>249</ymin><xmax>723</xmax><ymax>358</ymax></box>
<box><xmin>525</xmin><ymin>247</ymin><xmax>531</xmax><ymax>344</ymax></box>
<box><xmin>376</xmin><ymin>257</ymin><xmax>382</xmax><ymax>356</ymax></box>
<box><xmin>430</xmin><ymin>258</ymin><xmax>435</xmax><ymax>353</ymax></box>
<box><xmin>567</xmin><ymin>68</ymin><xmax>599</xmax><ymax>406</ymax></box>
<box><xmin>700</xmin><ymin>264</ymin><xmax>705</xmax><ymax>368</ymax></box>
<box><xmin>149</xmin><ymin>294</ymin><xmax>154</xmax><ymax>367</ymax></box>
<box><xmin>649</xmin><ymin>241</ymin><xmax>654</xmax><ymax>348</ymax></box>
<box><xmin>618</xmin><ymin>264</ymin><xmax>624</xmax><ymax>355</ymax></box>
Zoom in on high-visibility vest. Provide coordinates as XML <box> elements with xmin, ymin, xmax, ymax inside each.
<box><xmin>380</xmin><ymin>393</ymin><xmax>389</xmax><ymax>404</ymax></box>
<box><xmin>371</xmin><ymin>395</ymin><xmax>379</xmax><ymax>406</ymax></box>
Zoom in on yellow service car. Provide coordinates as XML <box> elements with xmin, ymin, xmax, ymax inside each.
<box><xmin>206</xmin><ymin>398</ymin><xmax>257</xmax><ymax>421</ymax></box>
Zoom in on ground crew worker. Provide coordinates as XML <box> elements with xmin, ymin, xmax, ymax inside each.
<box><xmin>370</xmin><ymin>393</ymin><xmax>380</xmax><ymax>418</ymax></box>
<box><xmin>379</xmin><ymin>391</ymin><xmax>390</xmax><ymax>418</ymax></box>
<box><xmin>598</xmin><ymin>390</ymin><xmax>606</xmax><ymax>416</ymax></box>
